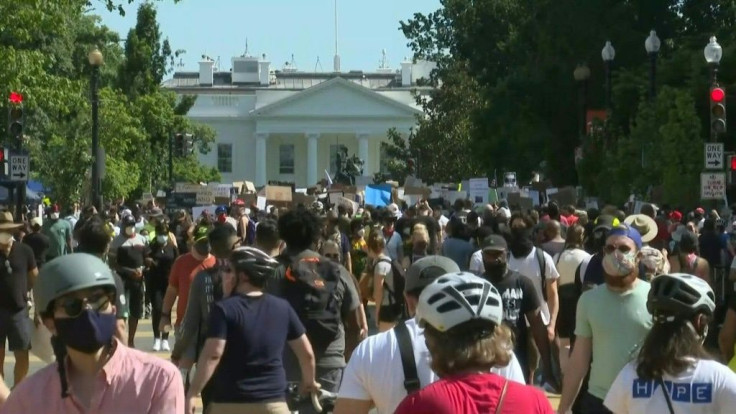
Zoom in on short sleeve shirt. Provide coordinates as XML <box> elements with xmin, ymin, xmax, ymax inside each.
<box><xmin>486</xmin><ymin>271</ymin><xmax>541</xmax><ymax>355</ymax></box>
<box><xmin>207</xmin><ymin>294</ymin><xmax>305</xmax><ymax>403</ymax></box>
<box><xmin>0</xmin><ymin>242</ymin><xmax>37</xmax><ymax>312</ymax></box>
<box><xmin>508</xmin><ymin>247</ymin><xmax>560</xmax><ymax>325</ymax></box>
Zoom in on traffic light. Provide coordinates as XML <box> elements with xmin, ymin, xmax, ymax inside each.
<box><xmin>183</xmin><ymin>134</ymin><xmax>194</xmax><ymax>155</ymax></box>
<box><xmin>7</xmin><ymin>92</ymin><xmax>23</xmax><ymax>149</ymax></box>
<box><xmin>0</xmin><ymin>146</ymin><xmax>7</xmax><ymax>177</ymax></box>
<box><xmin>173</xmin><ymin>133</ymin><xmax>184</xmax><ymax>157</ymax></box>
<box><xmin>729</xmin><ymin>155</ymin><xmax>736</xmax><ymax>184</ymax></box>
<box><xmin>711</xmin><ymin>86</ymin><xmax>727</xmax><ymax>135</ymax></box>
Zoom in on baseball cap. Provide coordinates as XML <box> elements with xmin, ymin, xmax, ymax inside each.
<box><xmin>405</xmin><ymin>255</ymin><xmax>460</xmax><ymax>294</ymax></box>
<box><xmin>607</xmin><ymin>224</ymin><xmax>643</xmax><ymax>250</ymax></box>
<box><xmin>695</xmin><ymin>207</ymin><xmax>705</xmax><ymax>215</ymax></box>
<box><xmin>481</xmin><ymin>234</ymin><xmax>508</xmax><ymax>252</ymax></box>
<box><xmin>593</xmin><ymin>214</ymin><xmax>620</xmax><ymax>233</ymax></box>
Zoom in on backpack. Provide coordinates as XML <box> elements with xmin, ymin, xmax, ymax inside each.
<box><xmin>358</xmin><ymin>258</ymin><xmax>408</xmax><ymax>320</ymax></box>
<box><xmin>275</xmin><ymin>253</ymin><xmax>343</xmax><ymax>352</ymax></box>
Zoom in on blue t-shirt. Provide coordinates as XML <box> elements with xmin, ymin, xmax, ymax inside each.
<box><xmin>207</xmin><ymin>293</ymin><xmax>306</xmax><ymax>403</ymax></box>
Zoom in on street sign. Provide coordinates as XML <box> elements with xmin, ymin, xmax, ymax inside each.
<box><xmin>705</xmin><ymin>143</ymin><xmax>724</xmax><ymax>169</ymax></box>
<box><xmin>9</xmin><ymin>155</ymin><xmax>28</xmax><ymax>182</ymax></box>
<box><xmin>701</xmin><ymin>172</ymin><xmax>726</xmax><ymax>200</ymax></box>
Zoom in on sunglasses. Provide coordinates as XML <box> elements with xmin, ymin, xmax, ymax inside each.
<box><xmin>604</xmin><ymin>244</ymin><xmax>634</xmax><ymax>254</ymax></box>
<box><xmin>57</xmin><ymin>292</ymin><xmax>112</xmax><ymax>318</ymax></box>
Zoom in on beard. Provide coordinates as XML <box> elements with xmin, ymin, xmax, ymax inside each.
<box><xmin>604</xmin><ymin>271</ymin><xmax>638</xmax><ymax>289</ymax></box>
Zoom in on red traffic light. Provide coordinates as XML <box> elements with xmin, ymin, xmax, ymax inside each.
<box><xmin>0</xmin><ymin>149</ymin><xmax>4</xmax><ymax>162</ymax></box>
<box><xmin>8</xmin><ymin>92</ymin><xmax>22</xmax><ymax>104</ymax></box>
<box><xmin>731</xmin><ymin>155</ymin><xmax>736</xmax><ymax>171</ymax></box>
<box><xmin>711</xmin><ymin>87</ymin><xmax>726</xmax><ymax>103</ymax></box>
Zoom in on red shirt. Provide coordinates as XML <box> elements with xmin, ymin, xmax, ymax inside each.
<box><xmin>168</xmin><ymin>252</ymin><xmax>216</xmax><ymax>326</ymax></box>
<box><xmin>394</xmin><ymin>372</ymin><xmax>553</xmax><ymax>414</ymax></box>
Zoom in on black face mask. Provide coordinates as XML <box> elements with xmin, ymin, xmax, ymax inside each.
<box><xmin>509</xmin><ymin>227</ymin><xmax>534</xmax><ymax>257</ymax></box>
<box><xmin>484</xmin><ymin>260</ymin><xmax>507</xmax><ymax>279</ymax></box>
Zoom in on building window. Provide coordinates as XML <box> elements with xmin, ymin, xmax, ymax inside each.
<box><xmin>279</xmin><ymin>144</ymin><xmax>295</xmax><ymax>174</ymax></box>
<box><xmin>380</xmin><ymin>144</ymin><xmax>390</xmax><ymax>174</ymax></box>
<box><xmin>329</xmin><ymin>144</ymin><xmax>348</xmax><ymax>173</ymax></box>
<box><xmin>217</xmin><ymin>143</ymin><xmax>232</xmax><ymax>173</ymax></box>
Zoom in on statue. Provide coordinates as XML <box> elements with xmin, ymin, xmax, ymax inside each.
<box><xmin>334</xmin><ymin>148</ymin><xmax>364</xmax><ymax>186</ymax></box>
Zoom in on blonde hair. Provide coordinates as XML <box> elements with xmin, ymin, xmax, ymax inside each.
<box><xmin>424</xmin><ymin>322</ymin><xmax>513</xmax><ymax>378</ymax></box>
<box><xmin>412</xmin><ymin>223</ymin><xmax>430</xmax><ymax>245</ymax></box>
<box><xmin>366</xmin><ymin>227</ymin><xmax>386</xmax><ymax>254</ymax></box>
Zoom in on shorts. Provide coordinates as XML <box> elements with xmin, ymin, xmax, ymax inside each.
<box><xmin>206</xmin><ymin>402</ymin><xmax>289</xmax><ymax>414</ymax></box>
<box><xmin>0</xmin><ymin>308</ymin><xmax>32</xmax><ymax>351</ymax></box>
<box><xmin>125</xmin><ymin>283</ymin><xmax>144</xmax><ymax>320</ymax></box>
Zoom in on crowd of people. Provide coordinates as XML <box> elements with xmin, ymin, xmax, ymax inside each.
<box><xmin>0</xmin><ymin>195</ymin><xmax>733</xmax><ymax>412</ymax></box>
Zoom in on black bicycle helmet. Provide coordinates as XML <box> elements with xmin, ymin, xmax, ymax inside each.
<box><xmin>230</xmin><ymin>246</ymin><xmax>280</xmax><ymax>281</ymax></box>
<box><xmin>647</xmin><ymin>273</ymin><xmax>716</xmax><ymax>323</ymax></box>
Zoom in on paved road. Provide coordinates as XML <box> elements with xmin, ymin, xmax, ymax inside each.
<box><xmin>2</xmin><ymin>314</ymin><xmax>560</xmax><ymax>412</ymax></box>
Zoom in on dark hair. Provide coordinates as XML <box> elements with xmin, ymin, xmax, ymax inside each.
<box><xmin>255</xmin><ymin>219</ymin><xmax>280</xmax><ymax>251</ymax></box>
<box><xmin>509</xmin><ymin>212</ymin><xmax>535</xmax><ymax>229</ymax></box>
<box><xmin>76</xmin><ymin>216</ymin><xmax>111</xmax><ymax>256</ymax></box>
<box><xmin>278</xmin><ymin>207</ymin><xmax>322</xmax><ymax>252</ymax></box>
<box><xmin>350</xmin><ymin>218</ymin><xmax>364</xmax><ymax>234</ymax></box>
<box><xmin>636</xmin><ymin>316</ymin><xmax>712</xmax><ymax>380</ymax></box>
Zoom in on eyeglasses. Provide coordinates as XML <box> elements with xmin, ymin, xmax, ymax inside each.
<box><xmin>56</xmin><ymin>292</ymin><xmax>111</xmax><ymax>318</ymax></box>
<box><xmin>604</xmin><ymin>244</ymin><xmax>633</xmax><ymax>254</ymax></box>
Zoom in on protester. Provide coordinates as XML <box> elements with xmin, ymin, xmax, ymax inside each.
<box><xmin>393</xmin><ymin>272</ymin><xmax>554</xmax><ymax>413</ymax></box>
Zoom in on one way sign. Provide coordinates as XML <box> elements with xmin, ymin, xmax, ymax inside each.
<box><xmin>9</xmin><ymin>155</ymin><xmax>28</xmax><ymax>182</ymax></box>
<box><xmin>705</xmin><ymin>143</ymin><xmax>724</xmax><ymax>170</ymax></box>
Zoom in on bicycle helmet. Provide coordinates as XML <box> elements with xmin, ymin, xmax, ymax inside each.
<box><xmin>215</xmin><ymin>205</ymin><xmax>228</xmax><ymax>216</ymax></box>
<box><xmin>34</xmin><ymin>253</ymin><xmax>117</xmax><ymax>315</ymax></box>
<box><xmin>311</xmin><ymin>201</ymin><xmax>324</xmax><ymax>214</ymax></box>
<box><xmin>230</xmin><ymin>246</ymin><xmax>280</xmax><ymax>281</ymax></box>
<box><xmin>416</xmin><ymin>272</ymin><xmax>503</xmax><ymax>332</ymax></box>
<box><xmin>647</xmin><ymin>273</ymin><xmax>716</xmax><ymax>323</ymax></box>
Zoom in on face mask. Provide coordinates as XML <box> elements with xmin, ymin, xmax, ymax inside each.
<box><xmin>357</xmin><ymin>229</ymin><xmax>365</xmax><ymax>238</ymax></box>
<box><xmin>54</xmin><ymin>310</ymin><xmax>117</xmax><ymax>354</ymax></box>
<box><xmin>484</xmin><ymin>259</ymin><xmax>507</xmax><ymax>279</ymax></box>
<box><xmin>602</xmin><ymin>251</ymin><xmax>637</xmax><ymax>277</ymax></box>
<box><xmin>156</xmin><ymin>235</ymin><xmax>168</xmax><ymax>245</ymax></box>
<box><xmin>0</xmin><ymin>233</ymin><xmax>13</xmax><ymax>245</ymax></box>
<box><xmin>509</xmin><ymin>227</ymin><xmax>534</xmax><ymax>257</ymax></box>
<box><xmin>50</xmin><ymin>213</ymin><xmax>59</xmax><ymax>220</ymax></box>
<box><xmin>194</xmin><ymin>240</ymin><xmax>211</xmax><ymax>257</ymax></box>
<box><xmin>124</xmin><ymin>226</ymin><xmax>135</xmax><ymax>236</ymax></box>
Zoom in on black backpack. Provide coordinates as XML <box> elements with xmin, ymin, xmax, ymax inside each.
<box><xmin>377</xmin><ymin>258</ymin><xmax>408</xmax><ymax>320</ymax></box>
<box><xmin>275</xmin><ymin>253</ymin><xmax>343</xmax><ymax>352</ymax></box>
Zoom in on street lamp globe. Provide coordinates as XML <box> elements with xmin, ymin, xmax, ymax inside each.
<box><xmin>704</xmin><ymin>36</ymin><xmax>722</xmax><ymax>64</ymax></box>
<box><xmin>573</xmin><ymin>63</ymin><xmax>591</xmax><ymax>81</ymax></box>
<box><xmin>601</xmin><ymin>41</ymin><xmax>616</xmax><ymax>62</ymax></box>
<box><xmin>645</xmin><ymin>30</ymin><xmax>661</xmax><ymax>54</ymax></box>
<box><xmin>88</xmin><ymin>48</ymin><xmax>104</xmax><ymax>67</ymax></box>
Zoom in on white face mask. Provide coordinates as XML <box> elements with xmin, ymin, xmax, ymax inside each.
<box><xmin>125</xmin><ymin>227</ymin><xmax>136</xmax><ymax>236</ymax></box>
<box><xmin>50</xmin><ymin>213</ymin><xmax>59</xmax><ymax>220</ymax></box>
<box><xmin>156</xmin><ymin>235</ymin><xmax>168</xmax><ymax>245</ymax></box>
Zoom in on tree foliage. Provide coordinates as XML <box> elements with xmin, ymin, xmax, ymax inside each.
<box><xmin>0</xmin><ymin>0</ymin><xmax>216</xmax><ymax>206</ymax></box>
<box><xmin>397</xmin><ymin>0</ymin><xmax>736</xmax><ymax>207</ymax></box>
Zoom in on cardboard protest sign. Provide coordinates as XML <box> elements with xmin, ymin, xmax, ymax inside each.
<box><xmin>265</xmin><ymin>185</ymin><xmax>292</xmax><ymax>203</ymax></box>
<box><xmin>547</xmin><ymin>186</ymin><xmax>576</xmax><ymax>206</ymax></box>
<box><xmin>337</xmin><ymin>196</ymin><xmax>359</xmax><ymax>214</ymax></box>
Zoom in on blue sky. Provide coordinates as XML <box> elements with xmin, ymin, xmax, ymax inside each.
<box><xmin>98</xmin><ymin>0</ymin><xmax>441</xmax><ymax>74</ymax></box>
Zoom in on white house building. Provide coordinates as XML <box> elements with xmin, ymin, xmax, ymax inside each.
<box><xmin>162</xmin><ymin>52</ymin><xmax>434</xmax><ymax>188</ymax></box>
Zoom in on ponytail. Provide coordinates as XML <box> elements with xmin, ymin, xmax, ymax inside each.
<box><xmin>51</xmin><ymin>335</ymin><xmax>69</xmax><ymax>398</ymax></box>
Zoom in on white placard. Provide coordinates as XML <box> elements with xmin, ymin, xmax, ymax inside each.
<box><xmin>705</xmin><ymin>143</ymin><xmax>724</xmax><ymax>170</ymax></box>
<box><xmin>701</xmin><ymin>172</ymin><xmax>726</xmax><ymax>200</ymax></box>
<box><xmin>468</xmin><ymin>178</ymin><xmax>489</xmax><ymax>191</ymax></box>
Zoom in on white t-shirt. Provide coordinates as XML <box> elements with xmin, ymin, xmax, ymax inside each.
<box><xmin>338</xmin><ymin>318</ymin><xmax>525</xmax><ymax>414</ymax></box>
<box><xmin>469</xmin><ymin>249</ymin><xmax>484</xmax><ymax>275</ymax></box>
<box><xmin>604</xmin><ymin>359</ymin><xmax>736</xmax><ymax>414</ymax></box>
<box><xmin>553</xmin><ymin>248</ymin><xmax>591</xmax><ymax>286</ymax></box>
<box><xmin>508</xmin><ymin>247</ymin><xmax>560</xmax><ymax>325</ymax></box>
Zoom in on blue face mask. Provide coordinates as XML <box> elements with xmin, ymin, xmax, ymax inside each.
<box><xmin>54</xmin><ymin>310</ymin><xmax>117</xmax><ymax>354</ymax></box>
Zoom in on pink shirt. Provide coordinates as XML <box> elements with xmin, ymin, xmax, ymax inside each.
<box><xmin>1</xmin><ymin>340</ymin><xmax>184</xmax><ymax>414</ymax></box>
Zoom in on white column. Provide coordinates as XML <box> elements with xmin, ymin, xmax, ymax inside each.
<box><xmin>357</xmin><ymin>132</ymin><xmax>370</xmax><ymax>176</ymax></box>
<box><xmin>306</xmin><ymin>132</ymin><xmax>320</xmax><ymax>186</ymax></box>
<box><xmin>255</xmin><ymin>132</ymin><xmax>267</xmax><ymax>186</ymax></box>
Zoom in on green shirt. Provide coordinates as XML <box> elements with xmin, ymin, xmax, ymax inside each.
<box><xmin>575</xmin><ymin>279</ymin><xmax>652</xmax><ymax>399</ymax></box>
<box><xmin>42</xmin><ymin>219</ymin><xmax>72</xmax><ymax>259</ymax></box>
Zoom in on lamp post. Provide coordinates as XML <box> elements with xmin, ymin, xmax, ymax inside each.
<box><xmin>704</xmin><ymin>36</ymin><xmax>723</xmax><ymax>84</ymax></box>
<box><xmin>88</xmin><ymin>48</ymin><xmax>103</xmax><ymax>210</ymax></box>
<box><xmin>573</xmin><ymin>63</ymin><xmax>591</xmax><ymax>139</ymax></box>
<box><xmin>601</xmin><ymin>41</ymin><xmax>615</xmax><ymax>112</ymax></box>
<box><xmin>645</xmin><ymin>30</ymin><xmax>661</xmax><ymax>100</ymax></box>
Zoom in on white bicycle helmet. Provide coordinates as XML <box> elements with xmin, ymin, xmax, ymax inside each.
<box><xmin>311</xmin><ymin>201</ymin><xmax>324</xmax><ymax>214</ymax></box>
<box><xmin>416</xmin><ymin>272</ymin><xmax>503</xmax><ymax>332</ymax></box>
<box><xmin>647</xmin><ymin>273</ymin><xmax>716</xmax><ymax>322</ymax></box>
